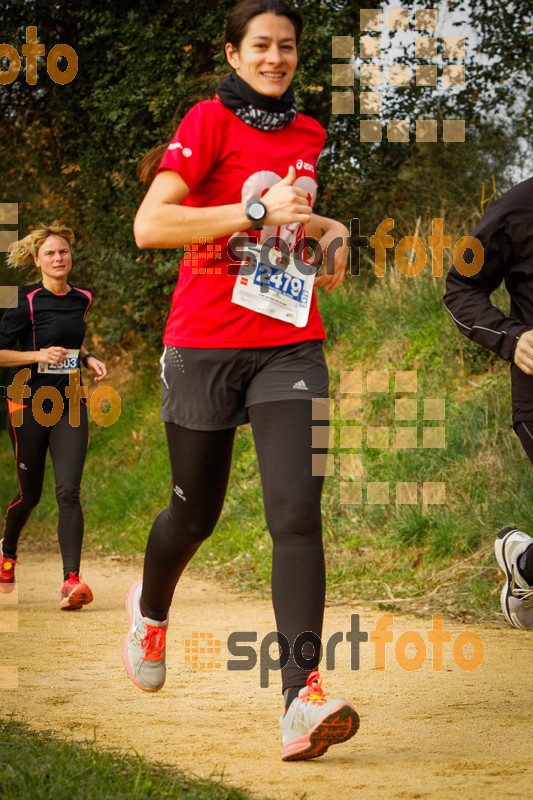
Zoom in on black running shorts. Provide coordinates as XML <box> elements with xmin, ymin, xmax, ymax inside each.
<box><xmin>159</xmin><ymin>340</ymin><xmax>329</xmax><ymax>430</ymax></box>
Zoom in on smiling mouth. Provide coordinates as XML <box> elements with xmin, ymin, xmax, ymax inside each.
<box><xmin>262</xmin><ymin>72</ymin><xmax>285</xmax><ymax>78</ymax></box>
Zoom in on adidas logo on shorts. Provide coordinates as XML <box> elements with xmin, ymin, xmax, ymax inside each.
<box><xmin>292</xmin><ymin>380</ymin><xmax>309</xmax><ymax>391</ymax></box>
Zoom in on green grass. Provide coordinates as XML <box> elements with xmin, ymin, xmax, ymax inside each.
<box><xmin>0</xmin><ymin>718</ymin><xmax>265</xmax><ymax>800</ymax></box>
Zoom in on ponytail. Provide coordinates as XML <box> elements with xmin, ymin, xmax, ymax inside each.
<box><xmin>136</xmin><ymin>143</ymin><xmax>171</xmax><ymax>185</ymax></box>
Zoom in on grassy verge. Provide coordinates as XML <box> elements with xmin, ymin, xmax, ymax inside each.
<box><xmin>0</xmin><ymin>243</ymin><xmax>524</xmax><ymax>621</ymax></box>
<box><xmin>0</xmin><ymin>718</ymin><xmax>265</xmax><ymax>800</ymax></box>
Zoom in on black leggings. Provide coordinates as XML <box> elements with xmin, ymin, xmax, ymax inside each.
<box><xmin>141</xmin><ymin>399</ymin><xmax>327</xmax><ymax>692</ymax></box>
<box><xmin>3</xmin><ymin>404</ymin><xmax>89</xmax><ymax>579</ymax></box>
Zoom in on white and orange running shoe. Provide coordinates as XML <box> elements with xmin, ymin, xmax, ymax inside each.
<box><xmin>122</xmin><ymin>580</ymin><xmax>167</xmax><ymax>692</ymax></box>
<box><xmin>280</xmin><ymin>670</ymin><xmax>359</xmax><ymax>761</ymax></box>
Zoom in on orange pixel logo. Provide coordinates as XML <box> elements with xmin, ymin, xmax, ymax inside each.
<box><xmin>186</xmin><ymin>237</ymin><xmax>222</xmax><ymax>275</ymax></box>
<box><xmin>184</xmin><ymin>632</ymin><xmax>222</xmax><ymax>670</ymax></box>
<box><xmin>0</xmin><ymin>202</ymin><xmax>19</xmax><ymax>309</ymax></box>
<box><xmin>332</xmin><ymin>8</ymin><xmax>466</xmax><ymax>143</ymax></box>
<box><xmin>311</xmin><ymin>369</ymin><xmax>446</xmax><ymax>506</ymax></box>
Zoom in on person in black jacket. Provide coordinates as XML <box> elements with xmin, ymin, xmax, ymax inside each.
<box><xmin>0</xmin><ymin>222</ymin><xmax>106</xmax><ymax>609</ymax></box>
<box><xmin>444</xmin><ymin>177</ymin><xmax>533</xmax><ymax>629</ymax></box>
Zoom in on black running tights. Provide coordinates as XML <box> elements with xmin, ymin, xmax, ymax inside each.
<box><xmin>141</xmin><ymin>400</ymin><xmax>327</xmax><ymax>692</ymax></box>
<box><xmin>3</xmin><ymin>405</ymin><xmax>88</xmax><ymax>580</ymax></box>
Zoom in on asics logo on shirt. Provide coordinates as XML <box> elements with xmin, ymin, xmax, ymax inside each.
<box><xmin>168</xmin><ymin>142</ymin><xmax>192</xmax><ymax>157</ymax></box>
<box><xmin>296</xmin><ymin>159</ymin><xmax>314</xmax><ymax>172</ymax></box>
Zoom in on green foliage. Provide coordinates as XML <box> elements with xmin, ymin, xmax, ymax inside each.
<box><xmin>346</xmin><ymin>0</ymin><xmax>530</xmax><ymax>229</ymax></box>
<box><xmin>0</xmin><ymin>0</ymin><xmax>367</xmax><ymax>345</ymax></box>
<box><xmin>444</xmin><ymin>0</ymin><xmax>532</xmax><ymax>146</ymax></box>
<box><xmin>2</xmin><ymin>0</ymin><xmax>526</xmax><ymax>344</ymax></box>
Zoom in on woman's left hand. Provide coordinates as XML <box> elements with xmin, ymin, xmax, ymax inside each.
<box><xmin>86</xmin><ymin>357</ymin><xmax>107</xmax><ymax>382</ymax></box>
<box><xmin>305</xmin><ymin>216</ymin><xmax>350</xmax><ymax>292</ymax></box>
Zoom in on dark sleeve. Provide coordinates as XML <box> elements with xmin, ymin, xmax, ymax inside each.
<box><xmin>0</xmin><ymin>288</ymin><xmax>30</xmax><ymax>350</ymax></box>
<box><xmin>443</xmin><ymin>189</ymin><xmax>532</xmax><ymax>363</ymax></box>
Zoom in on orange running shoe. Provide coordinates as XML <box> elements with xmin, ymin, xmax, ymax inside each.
<box><xmin>0</xmin><ymin>540</ymin><xmax>16</xmax><ymax>594</ymax></box>
<box><xmin>60</xmin><ymin>572</ymin><xmax>93</xmax><ymax>611</ymax></box>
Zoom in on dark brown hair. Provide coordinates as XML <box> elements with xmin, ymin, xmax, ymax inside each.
<box><xmin>137</xmin><ymin>0</ymin><xmax>303</xmax><ymax>184</ymax></box>
<box><xmin>225</xmin><ymin>0</ymin><xmax>303</xmax><ymax>50</ymax></box>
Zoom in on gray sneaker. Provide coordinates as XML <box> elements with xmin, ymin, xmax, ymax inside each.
<box><xmin>122</xmin><ymin>580</ymin><xmax>168</xmax><ymax>691</ymax></box>
<box><xmin>495</xmin><ymin>526</ymin><xmax>533</xmax><ymax>629</ymax></box>
<box><xmin>279</xmin><ymin>670</ymin><xmax>359</xmax><ymax>761</ymax></box>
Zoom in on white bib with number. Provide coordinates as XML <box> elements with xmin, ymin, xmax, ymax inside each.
<box><xmin>38</xmin><ymin>348</ymin><xmax>80</xmax><ymax>374</ymax></box>
<box><xmin>231</xmin><ymin>244</ymin><xmax>315</xmax><ymax>328</ymax></box>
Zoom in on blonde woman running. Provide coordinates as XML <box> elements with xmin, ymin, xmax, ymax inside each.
<box><xmin>0</xmin><ymin>222</ymin><xmax>106</xmax><ymax>609</ymax></box>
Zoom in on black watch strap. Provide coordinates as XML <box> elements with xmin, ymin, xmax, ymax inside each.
<box><xmin>245</xmin><ymin>199</ymin><xmax>267</xmax><ymax>231</ymax></box>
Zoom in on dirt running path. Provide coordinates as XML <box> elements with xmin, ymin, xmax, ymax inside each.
<box><xmin>2</xmin><ymin>552</ymin><xmax>532</xmax><ymax>800</ymax></box>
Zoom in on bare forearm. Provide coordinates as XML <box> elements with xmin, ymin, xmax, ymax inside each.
<box><xmin>134</xmin><ymin>201</ymin><xmax>249</xmax><ymax>249</ymax></box>
<box><xmin>0</xmin><ymin>349</ymin><xmax>40</xmax><ymax>367</ymax></box>
<box><xmin>134</xmin><ymin>167</ymin><xmax>312</xmax><ymax>249</ymax></box>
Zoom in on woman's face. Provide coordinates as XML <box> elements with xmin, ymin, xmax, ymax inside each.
<box><xmin>225</xmin><ymin>13</ymin><xmax>298</xmax><ymax>98</ymax></box>
<box><xmin>35</xmin><ymin>235</ymin><xmax>72</xmax><ymax>282</ymax></box>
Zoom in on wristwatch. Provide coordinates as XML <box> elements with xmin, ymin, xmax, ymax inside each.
<box><xmin>245</xmin><ymin>199</ymin><xmax>267</xmax><ymax>231</ymax></box>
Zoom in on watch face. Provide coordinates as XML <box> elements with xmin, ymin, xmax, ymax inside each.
<box><xmin>248</xmin><ymin>201</ymin><xmax>265</xmax><ymax>220</ymax></box>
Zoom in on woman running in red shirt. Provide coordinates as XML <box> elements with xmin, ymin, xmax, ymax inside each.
<box><xmin>0</xmin><ymin>222</ymin><xmax>107</xmax><ymax>609</ymax></box>
<box><xmin>122</xmin><ymin>0</ymin><xmax>359</xmax><ymax>761</ymax></box>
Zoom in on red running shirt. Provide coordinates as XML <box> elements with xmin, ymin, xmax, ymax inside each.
<box><xmin>156</xmin><ymin>98</ymin><xmax>327</xmax><ymax>348</ymax></box>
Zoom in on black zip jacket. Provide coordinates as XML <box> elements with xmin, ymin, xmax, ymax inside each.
<box><xmin>443</xmin><ymin>177</ymin><xmax>533</xmax><ymax>426</ymax></box>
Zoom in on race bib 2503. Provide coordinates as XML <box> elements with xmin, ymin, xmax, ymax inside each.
<box><xmin>38</xmin><ymin>348</ymin><xmax>80</xmax><ymax>374</ymax></box>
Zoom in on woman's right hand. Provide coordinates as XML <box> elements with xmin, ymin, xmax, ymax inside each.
<box><xmin>262</xmin><ymin>166</ymin><xmax>312</xmax><ymax>227</ymax></box>
<box><xmin>38</xmin><ymin>346</ymin><xmax>69</xmax><ymax>366</ymax></box>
